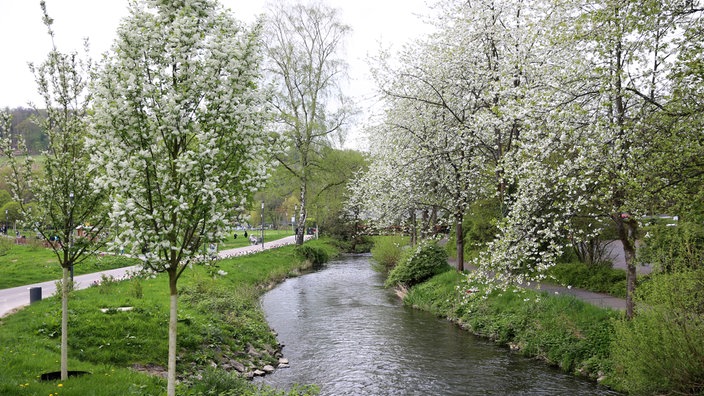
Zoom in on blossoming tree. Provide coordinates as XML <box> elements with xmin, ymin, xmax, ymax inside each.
<box><xmin>0</xmin><ymin>1</ymin><xmax>107</xmax><ymax>381</ymax></box>
<box><xmin>89</xmin><ymin>1</ymin><xmax>269</xmax><ymax>393</ymax></box>
<box><xmin>355</xmin><ymin>0</ymin><xmax>552</xmax><ymax>270</ymax></box>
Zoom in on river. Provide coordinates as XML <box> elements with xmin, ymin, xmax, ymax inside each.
<box><xmin>257</xmin><ymin>254</ymin><xmax>620</xmax><ymax>395</ymax></box>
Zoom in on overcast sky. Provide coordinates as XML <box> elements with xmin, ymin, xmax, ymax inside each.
<box><xmin>0</xmin><ymin>0</ymin><xmax>433</xmax><ymax>149</ymax></box>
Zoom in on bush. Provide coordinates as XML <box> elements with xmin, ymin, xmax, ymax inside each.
<box><xmin>370</xmin><ymin>235</ymin><xmax>407</xmax><ymax>272</ymax></box>
<box><xmin>326</xmin><ymin>234</ymin><xmax>373</xmax><ymax>254</ymax></box>
<box><xmin>385</xmin><ymin>240</ymin><xmax>450</xmax><ymax>287</ymax></box>
<box><xmin>639</xmin><ymin>221</ymin><xmax>704</xmax><ymax>272</ymax></box>
<box><xmin>463</xmin><ymin>198</ymin><xmax>501</xmax><ymax>251</ymax></box>
<box><xmin>610</xmin><ymin>269</ymin><xmax>704</xmax><ymax>394</ymax></box>
<box><xmin>548</xmin><ymin>261</ymin><xmax>627</xmax><ymax>297</ymax></box>
<box><xmin>296</xmin><ymin>244</ymin><xmax>329</xmax><ymax>266</ymax></box>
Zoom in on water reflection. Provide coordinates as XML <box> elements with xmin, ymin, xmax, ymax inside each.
<box><xmin>258</xmin><ymin>255</ymin><xmax>619</xmax><ymax>396</ymax></box>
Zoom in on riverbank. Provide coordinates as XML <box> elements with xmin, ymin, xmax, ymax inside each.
<box><xmin>402</xmin><ymin>269</ymin><xmax>621</xmax><ymax>390</ymax></box>
<box><xmin>0</xmin><ymin>239</ymin><xmax>337</xmax><ymax>395</ymax></box>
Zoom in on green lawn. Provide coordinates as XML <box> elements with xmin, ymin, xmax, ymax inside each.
<box><xmin>0</xmin><ymin>239</ymin><xmax>137</xmax><ymax>289</ymax></box>
<box><xmin>0</xmin><ymin>239</ymin><xmax>334</xmax><ymax>395</ymax></box>
<box><xmin>0</xmin><ymin>230</ymin><xmax>297</xmax><ymax>290</ymax></box>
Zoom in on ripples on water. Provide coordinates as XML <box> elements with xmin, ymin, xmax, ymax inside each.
<box><xmin>257</xmin><ymin>255</ymin><xmax>620</xmax><ymax>396</ymax></box>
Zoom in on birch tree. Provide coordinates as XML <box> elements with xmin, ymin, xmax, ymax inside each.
<box><xmin>0</xmin><ymin>1</ymin><xmax>107</xmax><ymax>381</ymax></box>
<box><xmin>89</xmin><ymin>1</ymin><xmax>268</xmax><ymax>394</ymax></box>
<box><xmin>263</xmin><ymin>2</ymin><xmax>353</xmax><ymax>245</ymax></box>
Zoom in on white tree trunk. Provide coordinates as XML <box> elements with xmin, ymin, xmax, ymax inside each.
<box><xmin>61</xmin><ymin>266</ymin><xmax>69</xmax><ymax>381</ymax></box>
<box><xmin>167</xmin><ymin>291</ymin><xmax>178</xmax><ymax>396</ymax></box>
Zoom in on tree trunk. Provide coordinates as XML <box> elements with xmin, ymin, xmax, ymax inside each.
<box><xmin>167</xmin><ymin>273</ymin><xmax>178</xmax><ymax>396</ymax></box>
<box><xmin>61</xmin><ymin>266</ymin><xmax>69</xmax><ymax>381</ymax></box>
<box><xmin>410</xmin><ymin>210</ymin><xmax>417</xmax><ymax>246</ymax></box>
<box><xmin>456</xmin><ymin>216</ymin><xmax>464</xmax><ymax>272</ymax></box>
<box><xmin>614</xmin><ymin>214</ymin><xmax>637</xmax><ymax>319</ymax></box>
<box><xmin>296</xmin><ymin>184</ymin><xmax>307</xmax><ymax>246</ymax></box>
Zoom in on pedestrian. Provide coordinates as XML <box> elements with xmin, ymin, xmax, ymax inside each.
<box><xmin>233</xmin><ymin>233</ymin><xmax>237</xmax><ymax>239</ymax></box>
<box><xmin>244</xmin><ymin>230</ymin><xmax>248</xmax><ymax>238</ymax></box>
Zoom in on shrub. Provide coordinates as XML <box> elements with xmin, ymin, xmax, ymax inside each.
<box><xmin>610</xmin><ymin>269</ymin><xmax>704</xmax><ymax>394</ymax></box>
<box><xmin>548</xmin><ymin>261</ymin><xmax>627</xmax><ymax>297</ymax></box>
<box><xmin>296</xmin><ymin>244</ymin><xmax>330</xmax><ymax>266</ymax></box>
<box><xmin>370</xmin><ymin>235</ymin><xmax>407</xmax><ymax>272</ymax></box>
<box><xmin>385</xmin><ymin>240</ymin><xmax>450</xmax><ymax>287</ymax></box>
<box><xmin>463</xmin><ymin>198</ymin><xmax>501</xmax><ymax>251</ymax></box>
<box><xmin>639</xmin><ymin>221</ymin><xmax>704</xmax><ymax>272</ymax></box>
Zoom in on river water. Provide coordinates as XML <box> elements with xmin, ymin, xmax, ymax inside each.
<box><xmin>257</xmin><ymin>254</ymin><xmax>620</xmax><ymax>395</ymax></box>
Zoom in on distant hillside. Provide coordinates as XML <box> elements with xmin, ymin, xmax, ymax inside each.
<box><xmin>1</xmin><ymin>107</ymin><xmax>48</xmax><ymax>155</ymax></box>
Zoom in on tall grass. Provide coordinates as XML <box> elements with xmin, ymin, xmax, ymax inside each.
<box><xmin>369</xmin><ymin>235</ymin><xmax>408</xmax><ymax>272</ymax></box>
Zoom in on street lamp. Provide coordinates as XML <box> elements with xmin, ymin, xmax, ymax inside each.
<box><xmin>260</xmin><ymin>201</ymin><xmax>265</xmax><ymax>249</ymax></box>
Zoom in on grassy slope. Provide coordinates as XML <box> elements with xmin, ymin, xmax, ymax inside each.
<box><xmin>0</xmin><ymin>239</ymin><xmax>336</xmax><ymax>396</ymax></box>
<box><xmin>404</xmin><ymin>270</ymin><xmax>619</xmax><ymax>385</ymax></box>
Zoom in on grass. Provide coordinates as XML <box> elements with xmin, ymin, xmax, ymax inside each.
<box><xmin>404</xmin><ymin>268</ymin><xmax>620</xmax><ymax>384</ymax></box>
<box><xmin>0</xmin><ymin>239</ymin><xmax>138</xmax><ymax>289</ymax></box>
<box><xmin>0</xmin><ymin>238</ymin><xmax>336</xmax><ymax>395</ymax></box>
<box><xmin>0</xmin><ymin>231</ymin><xmax>299</xmax><ymax>290</ymax></box>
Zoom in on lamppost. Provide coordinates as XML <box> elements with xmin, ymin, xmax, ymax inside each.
<box><xmin>260</xmin><ymin>201</ymin><xmax>264</xmax><ymax>249</ymax></box>
<box><xmin>4</xmin><ymin>209</ymin><xmax>7</xmax><ymax>235</ymax></box>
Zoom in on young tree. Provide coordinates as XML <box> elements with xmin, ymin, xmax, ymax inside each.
<box><xmin>0</xmin><ymin>1</ymin><xmax>107</xmax><ymax>381</ymax></box>
<box><xmin>263</xmin><ymin>2</ymin><xmax>353</xmax><ymax>245</ymax></box>
<box><xmin>89</xmin><ymin>1</ymin><xmax>269</xmax><ymax>394</ymax></box>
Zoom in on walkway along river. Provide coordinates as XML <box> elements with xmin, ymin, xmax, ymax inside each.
<box><xmin>257</xmin><ymin>254</ymin><xmax>620</xmax><ymax>395</ymax></box>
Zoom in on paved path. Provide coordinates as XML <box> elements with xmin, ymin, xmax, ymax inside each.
<box><xmin>0</xmin><ymin>235</ymin><xmax>308</xmax><ymax>318</ymax></box>
<box><xmin>449</xmin><ymin>259</ymin><xmax>627</xmax><ymax>311</ymax></box>
<box><xmin>216</xmin><ymin>235</ymin><xmax>308</xmax><ymax>259</ymax></box>
<box><xmin>537</xmin><ymin>283</ymin><xmax>626</xmax><ymax>310</ymax></box>
<box><xmin>0</xmin><ymin>265</ymin><xmax>142</xmax><ymax>318</ymax></box>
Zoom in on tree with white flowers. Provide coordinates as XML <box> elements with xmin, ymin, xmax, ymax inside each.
<box><xmin>356</xmin><ymin>0</ymin><xmax>554</xmax><ymax>270</ymax></box>
<box><xmin>0</xmin><ymin>1</ymin><xmax>107</xmax><ymax>381</ymax></box>
<box><xmin>469</xmin><ymin>0</ymin><xmax>704</xmax><ymax>319</ymax></box>
<box><xmin>89</xmin><ymin>1</ymin><xmax>269</xmax><ymax>393</ymax></box>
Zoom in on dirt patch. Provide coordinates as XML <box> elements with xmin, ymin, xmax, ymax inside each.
<box><xmin>131</xmin><ymin>363</ymin><xmax>168</xmax><ymax>378</ymax></box>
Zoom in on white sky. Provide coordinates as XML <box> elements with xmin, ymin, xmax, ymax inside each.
<box><xmin>0</xmin><ymin>0</ymin><xmax>434</xmax><ymax>150</ymax></box>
